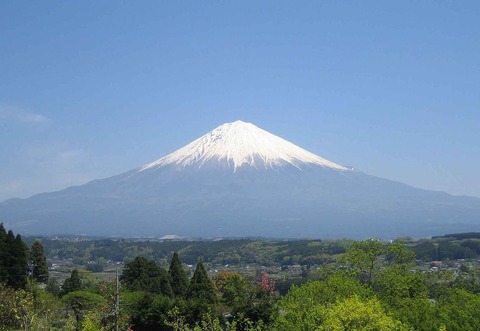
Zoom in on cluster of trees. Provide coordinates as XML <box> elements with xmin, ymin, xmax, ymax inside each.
<box><xmin>0</xmin><ymin>223</ymin><xmax>28</xmax><ymax>289</ymax></box>
<box><xmin>412</xmin><ymin>239</ymin><xmax>480</xmax><ymax>261</ymax></box>
<box><xmin>79</xmin><ymin>241</ymin><xmax>480</xmax><ymax>330</ymax></box>
<box><xmin>3</xmin><ymin>226</ymin><xmax>480</xmax><ymax>330</ymax></box>
<box><xmin>0</xmin><ymin>223</ymin><xmax>48</xmax><ymax>289</ymax></box>
<box><xmin>28</xmin><ymin>234</ymin><xmax>480</xmax><ymax>271</ymax></box>
<box><xmin>29</xmin><ymin>237</ymin><xmax>349</xmax><ymax>267</ymax></box>
<box><xmin>1</xmin><ymin>251</ymin><xmax>274</xmax><ymax>330</ymax></box>
<box><xmin>118</xmin><ymin>253</ymin><xmax>274</xmax><ymax>330</ymax></box>
<box><xmin>0</xmin><ymin>224</ymin><xmax>54</xmax><ymax>330</ymax></box>
<box><xmin>275</xmin><ymin>239</ymin><xmax>480</xmax><ymax>330</ymax></box>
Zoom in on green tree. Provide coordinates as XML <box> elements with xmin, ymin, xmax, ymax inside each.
<box><xmin>61</xmin><ymin>269</ymin><xmax>83</xmax><ymax>296</ymax></box>
<box><xmin>30</xmin><ymin>240</ymin><xmax>49</xmax><ymax>283</ymax></box>
<box><xmin>2</xmin><ymin>231</ymin><xmax>29</xmax><ymax>289</ymax></box>
<box><xmin>187</xmin><ymin>260</ymin><xmax>215</xmax><ymax>304</ymax></box>
<box><xmin>46</xmin><ymin>277</ymin><xmax>61</xmax><ymax>296</ymax></box>
<box><xmin>373</xmin><ymin>265</ymin><xmax>427</xmax><ymax>306</ymax></box>
<box><xmin>437</xmin><ymin>288</ymin><xmax>480</xmax><ymax>331</ymax></box>
<box><xmin>453</xmin><ymin>265</ymin><xmax>480</xmax><ymax>293</ymax></box>
<box><xmin>165</xmin><ymin>307</ymin><xmax>266</xmax><ymax>331</ymax></box>
<box><xmin>385</xmin><ymin>242</ymin><xmax>416</xmax><ymax>265</ymax></box>
<box><xmin>184</xmin><ymin>261</ymin><xmax>217</xmax><ymax>325</ymax></box>
<box><xmin>169</xmin><ymin>252</ymin><xmax>189</xmax><ymax>297</ymax></box>
<box><xmin>372</xmin><ymin>264</ymin><xmax>439</xmax><ymax>330</ymax></box>
<box><xmin>345</xmin><ymin>241</ymin><xmax>438</xmax><ymax>330</ymax></box>
<box><xmin>0</xmin><ymin>283</ymin><xmax>34</xmax><ymax>330</ymax></box>
<box><xmin>319</xmin><ymin>295</ymin><xmax>411</xmax><ymax>331</ymax></box>
<box><xmin>121</xmin><ymin>256</ymin><xmax>173</xmax><ymax>296</ymax></box>
<box><xmin>342</xmin><ymin>239</ymin><xmax>385</xmax><ymax>285</ymax></box>
<box><xmin>61</xmin><ymin>290</ymin><xmax>105</xmax><ymax>327</ymax></box>
<box><xmin>214</xmin><ymin>271</ymin><xmax>246</xmax><ymax>307</ymax></box>
<box><xmin>132</xmin><ymin>292</ymin><xmax>175</xmax><ymax>330</ymax></box>
<box><xmin>274</xmin><ymin>273</ymin><xmax>372</xmax><ymax>331</ymax></box>
<box><xmin>81</xmin><ymin>310</ymin><xmax>104</xmax><ymax>331</ymax></box>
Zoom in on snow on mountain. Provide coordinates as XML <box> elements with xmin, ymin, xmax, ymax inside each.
<box><xmin>139</xmin><ymin>120</ymin><xmax>349</xmax><ymax>172</ymax></box>
<box><xmin>2</xmin><ymin>120</ymin><xmax>480</xmax><ymax>238</ymax></box>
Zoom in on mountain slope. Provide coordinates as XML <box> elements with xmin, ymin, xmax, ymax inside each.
<box><xmin>1</xmin><ymin>121</ymin><xmax>479</xmax><ymax>239</ymax></box>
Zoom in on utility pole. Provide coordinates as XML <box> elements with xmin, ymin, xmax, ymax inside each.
<box><xmin>115</xmin><ymin>267</ymin><xmax>119</xmax><ymax>331</ymax></box>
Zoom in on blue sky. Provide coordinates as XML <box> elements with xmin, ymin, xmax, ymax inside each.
<box><xmin>1</xmin><ymin>1</ymin><xmax>479</xmax><ymax>201</ymax></box>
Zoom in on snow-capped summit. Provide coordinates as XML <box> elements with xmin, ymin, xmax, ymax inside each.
<box><xmin>2</xmin><ymin>119</ymin><xmax>480</xmax><ymax>239</ymax></box>
<box><xmin>140</xmin><ymin>120</ymin><xmax>349</xmax><ymax>172</ymax></box>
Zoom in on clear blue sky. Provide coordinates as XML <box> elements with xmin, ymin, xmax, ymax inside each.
<box><xmin>1</xmin><ymin>1</ymin><xmax>479</xmax><ymax>201</ymax></box>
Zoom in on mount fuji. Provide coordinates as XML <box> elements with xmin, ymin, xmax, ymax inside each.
<box><xmin>1</xmin><ymin>120</ymin><xmax>480</xmax><ymax>239</ymax></box>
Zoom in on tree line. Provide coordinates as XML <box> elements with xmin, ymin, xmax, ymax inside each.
<box><xmin>26</xmin><ymin>235</ymin><xmax>480</xmax><ymax>270</ymax></box>
<box><xmin>2</xmin><ymin>225</ymin><xmax>480</xmax><ymax>330</ymax></box>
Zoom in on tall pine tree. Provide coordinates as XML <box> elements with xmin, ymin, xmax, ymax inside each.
<box><xmin>187</xmin><ymin>260</ymin><xmax>216</xmax><ymax>303</ymax></box>
<box><xmin>168</xmin><ymin>252</ymin><xmax>189</xmax><ymax>297</ymax></box>
<box><xmin>30</xmin><ymin>240</ymin><xmax>49</xmax><ymax>283</ymax></box>
<box><xmin>6</xmin><ymin>232</ymin><xmax>28</xmax><ymax>289</ymax></box>
<box><xmin>0</xmin><ymin>225</ymin><xmax>28</xmax><ymax>289</ymax></box>
<box><xmin>120</xmin><ymin>256</ymin><xmax>173</xmax><ymax>297</ymax></box>
<box><xmin>61</xmin><ymin>268</ymin><xmax>82</xmax><ymax>296</ymax></box>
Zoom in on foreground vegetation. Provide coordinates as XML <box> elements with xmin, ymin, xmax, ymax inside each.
<box><xmin>2</xmin><ymin>224</ymin><xmax>480</xmax><ymax>330</ymax></box>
